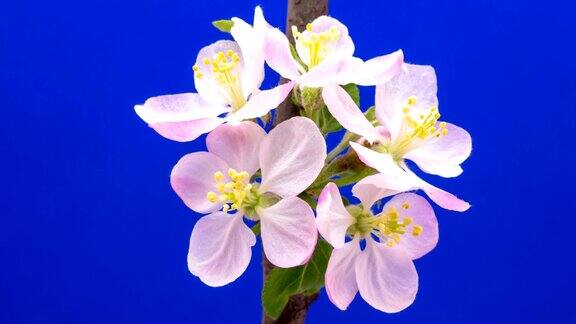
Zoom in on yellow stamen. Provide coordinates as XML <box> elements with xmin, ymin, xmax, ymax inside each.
<box><xmin>292</xmin><ymin>23</ymin><xmax>341</xmax><ymax>69</ymax></box>
<box><xmin>207</xmin><ymin>168</ymin><xmax>259</xmax><ymax>213</ymax></box>
<box><xmin>196</xmin><ymin>50</ymin><xmax>246</xmax><ymax>110</ymax></box>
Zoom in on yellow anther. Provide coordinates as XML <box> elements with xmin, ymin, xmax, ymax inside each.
<box><xmin>403</xmin><ymin>106</ymin><xmax>410</xmax><ymax>114</ymax></box>
<box><xmin>228</xmin><ymin>168</ymin><xmax>238</xmax><ymax>178</ymax></box>
<box><xmin>207</xmin><ymin>192</ymin><xmax>218</xmax><ymax>203</ymax></box>
<box><xmin>407</xmin><ymin>96</ymin><xmax>417</xmax><ymax>106</ymax></box>
<box><xmin>402</xmin><ymin>202</ymin><xmax>410</xmax><ymax>209</ymax></box>
<box><xmin>403</xmin><ymin>217</ymin><xmax>413</xmax><ymax>226</ymax></box>
<box><xmin>214</xmin><ymin>171</ymin><xmax>224</xmax><ymax>182</ymax></box>
<box><xmin>197</xmin><ymin>50</ymin><xmax>245</xmax><ymax>110</ymax></box>
<box><xmin>412</xmin><ymin>225</ymin><xmax>423</xmax><ymax>237</ymax></box>
<box><xmin>195</xmin><ymin>72</ymin><xmax>203</xmax><ymax>79</ymax></box>
<box><xmin>442</xmin><ymin>128</ymin><xmax>449</xmax><ymax>136</ymax></box>
<box><xmin>293</xmin><ymin>23</ymin><xmax>341</xmax><ymax>68</ymax></box>
<box><xmin>192</xmin><ymin>65</ymin><xmax>199</xmax><ymax>71</ymax></box>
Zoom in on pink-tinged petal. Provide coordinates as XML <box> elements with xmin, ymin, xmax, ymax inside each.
<box><xmin>194</xmin><ymin>40</ymin><xmax>247</xmax><ymax>105</ymax></box>
<box><xmin>259</xmin><ymin>117</ymin><xmax>326</xmax><ymax>197</ymax></box>
<box><xmin>227</xmin><ymin>81</ymin><xmax>295</xmax><ymax>122</ymax></box>
<box><xmin>231</xmin><ymin>7</ymin><xmax>268</xmax><ymax>96</ymax></box>
<box><xmin>206</xmin><ymin>121</ymin><xmax>265</xmax><ymax>175</ymax></box>
<box><xmin>340</xmin><ymin>50</ymin><xmax>404</xmax><ymax>86</ymax></box>
<box><xmin>170</xmin><ymin>152</ymin><xmax>229</xmax><ymax>213</ymax></box>
<box><xmin>420</xmin><ymin>181</ymin><xmax>471</xmax><ymax>212</ymax></box>
<box><xmin>264</xmin><ymin>28</ymin><xmax>302</xmax><ymax>80</ymax></box>
<box><xmin>349</xmin><ymin>142</ymin><xmax>405</xmax><ymax>175</ymax></box>
<box><xmin>187</xmin><ymin>212</ymin><xmax>256</xmax><ymax>287</ymax></box>
<box><xmin>150</xmin><ymin>117</ymin><xmax>225</xmax><ymax>142</ymax></box>
<box><xmin>380</xmin><ymin>193</ymin><xmax>438</xmax><ymax>259</ymax></box>
<box><xmin>325</xmin><ymin>238</ymin><xmax>361</xmax><ymax>310</ymax></box>
<box><xmin>134</xmin><ymin>93</ymin><xmax>228</xmax><ymax>142</ymax></box>
<box><xmin>258</xmin><ymin>197</ymin><xmax>318</xmax><ymax>268</ymax></box>
<box><xmin>352</xmin><ymin>173</ymin><xmax>415</xmax><ymax>210</ymax></box>
<box><xmin>135</xmin><ymin>93</ymin><xmax>227</xmax><ymax>123</ymax></box>
<box><xmin>356</xmin><ymin>238</ymin><xmax>418</xmax><ymax>313</ymax></box>
<box><xmin>296</xmin><ymin>16</ymin><xmax>354</xmax><ymax>68</ymax></box>
<box><xmin>316</xmin><ymin>183</ymin><xmax>355</xmax><ymax>248</ymax></box>
<box><xmin>404</xmin><ymin>122</ymin><xmax>472</xmax><ymax>178</ymax></box>
<box><xmin>322</xmin><ymin>85</ymin><xmax>381</xmax><ymax>143</ymax></box>
<box><xmin>299</xmin><ymin>58</ymin><xmax>349</xmax><ymax>87</ymax></box>
<box><xmin>375</xmin><ymin>64</ymin><xmax>438</xmax><ymax>141</ymax></box>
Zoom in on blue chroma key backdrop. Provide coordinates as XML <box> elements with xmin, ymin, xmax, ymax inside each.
<box><xmin>1</xmin><ymin>0</ymin><xmax>575</xmax><ymax>322</ymax></box>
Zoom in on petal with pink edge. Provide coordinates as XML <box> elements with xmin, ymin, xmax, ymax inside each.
<box><xmin>325</xmin><ymin>238</ymin><xmax>361</xmax><ymax>310</ymax></box>
<box><xmin>420</xmin><ymin>181</ymin><xmax>471</xmax><ymax>212</ymax></box>
<box><xmin>356</xmin><ymin>238</ymin><xmax>418</xmax><ymax>313</ymax></box>
<box><xmin>227</xmin><ymin>81</ymin><xmax>295</xmax><ymax>122</ymax></box>
<box><xmin>187</xmin><ymin>212</ymin><xmax>256</xmax><ymax>287</ymax></box>
<box><xmin>322</xmin><ymin>85</ymin><xmax>381</xmax><ymax>143</ymax></box>
<box><xmin>206</xmin><ymin>121</ymin><xmax>266</xmax><ymax>176</ymax></box>
<box><xmin>134</xmin><ymin>93</ymin><xmax>228</xmax><ymax>142</ymax></box>
<box><xmin>259</xmin><ymin>117</ymin><xmax>326</xmax><ymax>197</ymax></box>
<box><xmin>264</xmin><ymin>28</ymin><xmax>302</xmax><ymax>80</ymax></box>
<box><xmin>380</xmin><ymin>193</ymin><xmax>438</xmax><ymax>259</ymax></box>
<box><xmin>352</xmin><ymin>173</ymin><xmax>414</xmax><ymax>210</ymax></box>
<box><xmin>404</xmin><ymin>122</ymin><xmax>472</xmax><ymax>178</ymax></box>
<box><xmin>258</xmin><ymin>197</ymin><xmax>318</xmax><ymax>268</ymax></box>
<box><xmin>194</xmin><ymin>40</ymin><xmax>247</xmax><ymax>105</ymax></box>
<box><xmin>299</xmin><ymin>58</ymin><xmax>350</xmax><ymax>88</ymax></box>
<box><xmin>349</xmin><ymin>142</ymin><xmax>406</xmax><ymax>176</ymax></box>
<box><xmin>375</xmin><ymin>64</ymin><xmax>438</xmax><ymax>141</ymax></box>
<box><xmin>316</xmin><ymin>183</ymin><xmax>355</xmax><ymax>248</ymax></box>
<box><xmin>342</xmin><ymin>50</ymin><xmax>404</xmax><ymax>86</ymax></box>
<box><xmin>170</xmin><ymin>152</ymin><xmax>229</xmax><ymax>213</ymax></box>
<box><xmin>150</xmin><ymin>117</ymin><xmax>225</xmax><ymax>142</ymax></box>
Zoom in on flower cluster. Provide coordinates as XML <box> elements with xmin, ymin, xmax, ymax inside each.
<box><xmin>135</xmin><ymin>6</ymin><xmax>472</xmax><ymax>315</ymax></box>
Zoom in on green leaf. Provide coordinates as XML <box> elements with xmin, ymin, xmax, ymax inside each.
<box><xmin>342</xmin><ymin>83</ymin><xmax>360</xmax><ymax>106</ymax></box>
<box><xmin>364</xmin><ymin>105</ymin><xmax>376</xmax><ymax>122</ymax></box>
<box><xmin>318</xmin><ymin>105</ymin><xmax>342</xmax><ymax>134</ymax></box>
<box><xmin>262</xmin><ymin>240</ymin><xmax>332</xmax><ymax>319</ymax></box>
<box><xmin>251</xmin><ymin>222</ymin><xmax>261</xmax><ymax>236</ymax></box>
<box><xmin>212</xmin><ymin>19</ymin><xmax>234</xmax><ymax>32</ymax></box>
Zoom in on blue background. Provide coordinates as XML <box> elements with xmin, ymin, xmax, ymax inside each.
<box><xmin>1</xmin><ymin>0</ymin><xmax>575</xmax><ymax>322</ymax></box>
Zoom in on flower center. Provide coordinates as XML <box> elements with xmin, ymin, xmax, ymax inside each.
<box><xmin>193</xmin><ymin>50</ymin><xmax>246</xmax><ymax>110</ymax></box>
<box><xmin>347</xmin><ymin>203</ymin><xmax>423</xmax><ymax>247</ymax></box>
<box><xmin>376</xmin><ymin>96</ymin><xmax>448</xmax><ymax>161</ymax></box>
<box><xmin>291</xmin><ymin>23</ymin><xmax>340</xmax><ymax>69</ymax></box>
<box><xmin>207</xmin><ymin>168</ymin><xmax>261</xmax><ymax>217</ymax></box>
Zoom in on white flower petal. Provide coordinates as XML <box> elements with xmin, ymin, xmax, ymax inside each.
<box><xmin>259</xmin><ymin>117</ymin><xmax>326</xmax><ymax>197</ymax></box>
<box><xmin>356</xmin><ymin>238</ymin><xmax>418</xmax><ymax>313</ymax></box>
<box><xmin>322</xmin><ymin>85</ymin><xmax>381</xmax><ymax>143</ymax></box>
<box><xmin>259</xmin><ymin>197</ymin><xmax>318</xmax><ymax>268</ymax></box>
<box><xmin>187</xmin><ymin>212</ymin><xmax>256</xmax><ymax>287</ymax></box>
<box><xmin>170</xmin><ymin>152</ymin><xmax>229</xmax><ymax>213</ymax></box>
<box><xmin>206</xmin><ymin>121</ymin><xmax>266</xmax><ymax>176</ymax></box>
<box><xmin>316</xmin><ymin>183</ymin><xmax>355</xmax><ymax>248</ymax></box>
<box><xmin>325</xmin><ymin>238</ymin><xmax>361</xmax><ymax>310</ymax></box>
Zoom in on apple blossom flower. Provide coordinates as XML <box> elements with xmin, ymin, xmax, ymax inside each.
<box><xmin>264</xmin><ymin>15</ymin><xmax>403</xmax><ymax>123</ymax></box>
<box><xmin>316</xmin><ymin>182</ymin><xmax>438</xmax><ymax>312</ymax></box>
<box><xmin>170</xmin><ymin>117</ymin><xmax>325</xmax><ymax>286</ymax></box>
<box><xmin>323</xmin><ymin>63</ymin><xmax>472</xmax><ymax>211</ymax></box>
<box><xmin>134</xmin><ymin>7</ymin><xmax>294</xmax><ymax>142</ymax></box>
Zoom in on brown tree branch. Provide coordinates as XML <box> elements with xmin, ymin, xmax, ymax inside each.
<box><xmin>263</xmin><ymin>0</ymin><xmax>329</xmax><ymax>323</ymax></box>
